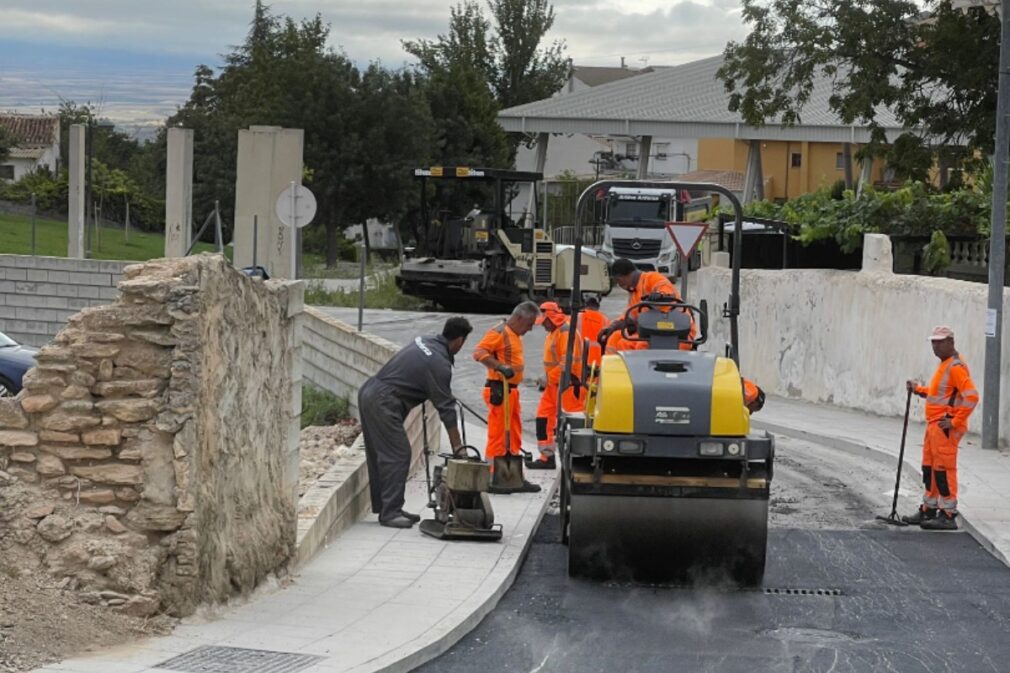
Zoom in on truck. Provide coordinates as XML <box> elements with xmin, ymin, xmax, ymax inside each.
<box><xmin>396</xmin><ymin>167</ymin><xmax>611</xmax><ymax>313</ymax></box>
<box><xmin>598</xmin><ymin>186</ymin><xmax>709</xmax><ymax>275</ymax></box>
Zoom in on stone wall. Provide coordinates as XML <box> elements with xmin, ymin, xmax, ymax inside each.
<box><xmin>0</xmin><ymin>255</ymin><xmax>127</xmax><ymax>346</ymax></box>
<box><xmin>0</xmin><ymin>254</ymin><xmax>301</xmax><ymax>616</ymax></box>
<box><xmin>695</xmin><ymin>235</ymin><xmax>1010</xmax><ymax>443</ymax></box>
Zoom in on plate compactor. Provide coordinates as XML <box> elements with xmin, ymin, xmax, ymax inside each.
<box><xmin>420</xmin><ymin>445</ymin><xmax>502</xmax><ymax>541</ymax></box>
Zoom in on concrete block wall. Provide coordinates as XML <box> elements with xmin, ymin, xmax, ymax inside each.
<box><xmin>0</xmin><ymin>255</ymin><xmax>127</xmax><ymax>346</ymax></box>
<box><xmin>694</xmin><ymin>234</ymin><xmax>1010</xmax><ymax>444</ymax></box>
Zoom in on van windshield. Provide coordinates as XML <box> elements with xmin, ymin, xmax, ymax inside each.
<box><xmin>607</xmin><ymin>198</ymin><xmax>670</xmax><ymax>226</ymax></box>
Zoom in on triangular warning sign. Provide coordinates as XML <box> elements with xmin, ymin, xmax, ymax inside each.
<box><xmin>665</xmin><ymin>221</ymin><xmax>709</xmax><ymax>258</ymax></box>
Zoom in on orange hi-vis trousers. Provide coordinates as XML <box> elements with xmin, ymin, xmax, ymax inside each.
<box><xmin>535</xmin><ymin>383</ymin><xmax>584</xmax><ymax>458</ymax></box>
<box><xmin>921</xmin><ymin>422</ymin><xmax>960</xmax><ymax>513</ymax></box>
<box><xmin>483</xmin><ymin>385</ymin><xmax>522</xmax><ymax>459</ymax></box>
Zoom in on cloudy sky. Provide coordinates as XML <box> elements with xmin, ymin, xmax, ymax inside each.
<box><xmin>0</xmin><ymin>0</ymin><xmax>748</xmax><ymax>129</ymax></box>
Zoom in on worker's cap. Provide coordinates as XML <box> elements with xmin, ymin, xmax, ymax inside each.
<box><xmin>535</xmin><ymin>301</ymin><xmax>566</xmax><ymax>326</ymax></box>
<box><xmin>929</xmin><ymin>325</ymin><xmax>955</xmax><ymax>341</ymax></box>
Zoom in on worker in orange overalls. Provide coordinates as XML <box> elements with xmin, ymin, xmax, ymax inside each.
<box><xmin>577</xmin><ymin>294</ymin><xmax>610</xmax><ymax>368</ymax></box>
<box><xmin>611</xmin><ymin>258</ymin><xmax>697</xmax><ymax>346</ymax></box>
<box><xmin>529</xmin><ymin>302</ymin><xmax>584</xmax><ymax>470</ymax></box>
<box><xmin>473</xmin><ymin>301</ymin><xmax>540</xmax><ymax>467</ymax></box>
<box><xmin>743</xmin><ymin>379</ymin><xmax>765</xmax><ymax>413</ymax></box>
<box><xmin>902</xmin><ymin>326</ymin><xmax>979</xmax><ymax>530</ymax></box>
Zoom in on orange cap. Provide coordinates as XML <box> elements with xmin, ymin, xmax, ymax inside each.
<box><xmin>536</xmin><ymin>301</ymin><xmax>565</xmax><ymax>326</ymax></box>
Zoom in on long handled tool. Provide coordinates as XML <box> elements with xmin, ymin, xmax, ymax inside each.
<box><xmin>876</xmin><ymin>388</ymin><xmax>912</xmax><ymax>527</ymax></box>
<box><xmin>421</xmin><ymin>402</ymin><xmax>435</xmax><ymax>508</ymax></box>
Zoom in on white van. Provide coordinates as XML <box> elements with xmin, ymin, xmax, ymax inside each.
<box><xmin>599</xmin><ymin>187</ymin><xmax>682</xmax><ymax>275</ymax></box>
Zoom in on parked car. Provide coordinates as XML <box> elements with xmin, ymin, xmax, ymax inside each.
<box><xmin>0</xmin><ymin>331</ymin><xmax>38</xmax><ymax>396</ymax></box>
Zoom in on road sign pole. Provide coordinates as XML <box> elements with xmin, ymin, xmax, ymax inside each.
<box><xmin>983</xmin><ymin>0</ymin><xmax>1010</xmax><ymax>450</ymax></box>
<box><xmin>290</xmin><ymin>180</ymin><xmax>298</xmax><ymax>279</ymax></box>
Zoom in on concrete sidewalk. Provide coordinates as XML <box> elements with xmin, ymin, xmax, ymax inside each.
<box><xmin>755</xmin><ymin>395</ymin><xmax>1010</xmax><ymax>567</ymax></box>
<box><xmin>32</xmin><ymin>422</ymin><xmax>558</xmax><ymax>673</ymax></box>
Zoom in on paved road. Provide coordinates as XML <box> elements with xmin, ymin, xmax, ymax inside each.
<box><xmin>413</xmin><ymin>434</ymin><xmax>1010</xmax><ymax>673</ymax></box>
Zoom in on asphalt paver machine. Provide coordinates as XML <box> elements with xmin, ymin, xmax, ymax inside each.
<box><xmin>555</xmin><ymin>181</ymin><xmax>775</xmax><ymax>585</ymax></box>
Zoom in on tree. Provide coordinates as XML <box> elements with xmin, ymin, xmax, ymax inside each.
<box><xmin>718</xmin><ymin>0</ymin><xmax>1000</xmax><ymax>159</ymax></box>
<box><xmin>403</xmin><ymin>0</ymin><xmax>569</xmax><ymax>165</ymax></box>
<box><xmin>486</xmin><ymin>0</ymin><xmax>568</xmax><ymax>109</ymax></box>
<box><xmin>0</xmin><ymin>124</ymin><xmax>15</xmax><ymax>165</ymax></box>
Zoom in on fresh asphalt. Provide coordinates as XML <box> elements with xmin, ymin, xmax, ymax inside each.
<box><xmin>315</xmin><ymin>303</ymin><xmax>1010</xmax><ymax>673</ymax></box>
<box><xmin>414</xmin><ymin>435</ymin><xmax>1010</xmax><ymax>673</ymax></box>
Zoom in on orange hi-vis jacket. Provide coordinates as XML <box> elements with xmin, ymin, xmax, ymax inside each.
<box><xmin>544</xmin><ymin>320</ymin><xmax>583</xmax><ymax>387</ymax></box>
<box><xmin>913</xmin><ymin>354</ymin><xmax>979</xmax><ymax>438</ymax></box>
<box><xmin>604</xmin><ymin>328</ymin><xmax>647</xmax><ymax>355</ymax></box>
<box><xmin>578</xmin><ymin>309</ymin><xmax>610</xmax><ymax>366</ymax></box>
<box><xmin>743</xmin><ymin>379</ymin><xmax>762</xmax><ymax>407</ymax></box>
<box><xmin>473</xmin><ymin>322</ymin><xmax>525</xmax><ymax>384</ymax></box>
<box><xmin>627</xmin><ymin>271</ymin><xmax>697</xmax><ymax>344</ymax></box>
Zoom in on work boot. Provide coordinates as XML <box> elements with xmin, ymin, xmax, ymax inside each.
<box><xmin>399</xmin><ymin>509</ymin><xmax>421</xmax><ymax>523</ymax></box>
<box><xmin>525</xmin><ymin>454</ymin><xmax>556</xmax><ymax>470</ymax></box>
<box><xmin>920</xmin><ymin>512</ymin><xmax>958</xmax><ymax>531</ymax></box>
<box><xmin>901</xmin><ymin>507</ymin><xmax>937</xmax><ymax>525</ymax></box>
<box><xmin>520</xmin><ymin>480</ymin><xmax>542</xmax><ymax>493</ymax></box>
<box><xmin>379</xmin><ymin>514</ymin><xmax>414</xmax><ymax>529</ymax></box>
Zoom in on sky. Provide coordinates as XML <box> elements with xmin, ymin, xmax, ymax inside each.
<box><xmin>0</xmin><ymin>0</ymin><xmax>749</xmax><ymax>134</ymax></box>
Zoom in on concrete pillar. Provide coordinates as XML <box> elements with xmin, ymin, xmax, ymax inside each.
<box><xmin>233</xmin><ymin>126</ymin><xmax>305</xmax><ymax>279</ymax></box>
<box><xmin>528</xmin><ymin>132</ymin><xmax>549</xmax><ymax>226</ymax></box>
<box><xmin>165</xmin><ymin>128</ymin><xmax>194</xmax><ymax>258</ymax></box>
<box><xmin>861</xmin><ymin>233</ymin><xmax>893</xmax><ymax>274</ymax></box>
<box><xmin>742</xmin><ymin>140</ymin><xmax>764</xmax><ymax>203</ymax></box>
<box><xmin>67</xmin><ymin>124</ymin><xmax>86</xmax><ymax>258</ymax></box>
<box><xmin>711</xmin><ymin>251</ymin><xmax>731</xmax><ymax>268</ymax></box>
<box><xmin>856</xmin><ymin>155</ymin><xmax>874</xmax><ymax>197</ymax></box>
<box><xmin>636</xmin><ymin>135</ymin><xmax>653</xmax><ymax>179</ymax></box>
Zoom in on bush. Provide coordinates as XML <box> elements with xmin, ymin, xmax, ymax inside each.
<box><xmin>734</xmin><ymin>182</ymin><xmax>989</xmax><ymax>253</ymax></box>
<box><xmin>301</xmin><ymin>384</ymin><xmax>350</xmax><ymax>428</ymax></box>
<box><xmin>922</xmin><ymin>230</ymin><xmax>952</xmax><ymax>275</ymax></box>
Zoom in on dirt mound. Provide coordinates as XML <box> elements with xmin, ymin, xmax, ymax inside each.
<box><xmin>297</xmin><ymin>420</ymin><xmax>361</xmax><ymax>497</ymax></box>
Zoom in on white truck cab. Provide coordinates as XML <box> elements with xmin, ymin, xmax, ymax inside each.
<box><xmin>599</xmin><ymin>187</ymin><xmax>682</xmax><ymax>275</ymax></box>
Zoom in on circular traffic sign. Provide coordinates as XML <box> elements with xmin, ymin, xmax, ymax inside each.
<box><xmin>276</xmin><ymin>184</ymin><xmax>317</xmax><ymax>228</ymax></box>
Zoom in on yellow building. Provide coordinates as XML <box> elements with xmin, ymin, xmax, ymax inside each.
<box><xmin>698</xmin><ymin>139</ymin><xmax>886</xmax><ymax>202</ymax></box>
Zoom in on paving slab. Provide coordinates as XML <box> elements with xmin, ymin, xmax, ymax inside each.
<box><xmin>755</xmin><ymin>395</ymin><xmax>1010</xmax><ymax>567</ymax></box>
<box><xmin>35</xmin><ymin>420</ymin><xmax>558</xmax><ymax>673</ymax></box>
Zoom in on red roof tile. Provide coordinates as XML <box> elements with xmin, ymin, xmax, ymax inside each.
<box><xmin>0</xmin><ymin>114</ymin><xmax>59</xmax><ymax>148</ymax></box>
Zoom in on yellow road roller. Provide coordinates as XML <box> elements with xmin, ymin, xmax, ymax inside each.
<box><xmin>556</xmin><ymin>180</ymin><xmax>774</xmax><ymax>586</ymax></box>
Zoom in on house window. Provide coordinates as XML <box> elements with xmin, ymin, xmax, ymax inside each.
<box><xmin>790</xmin><ymin>153</ymin><xmax>802</xmax><ymax>168</ymax></box>
<box><xmin>835</xmin><ymin>152</ymin><xmax>846</xmax><ymax>170</ymax></box>
<box><xmin>0</xmin><ymin>165</ymin><xmax>13</xmax><ymax>181</ymax></box>
<box><xmin>625</xmin><ymin>142</ymin><xmax>639</xmax><ymax>159</ymax></box>
<box><xmin>654</xmin><ymin>142</ymin><xmax>670</xmax><ymax>159</ymax></box>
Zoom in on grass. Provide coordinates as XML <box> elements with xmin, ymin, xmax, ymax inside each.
<box><xmin>301</xmin><ymin>253</ymin><xmax>397</xmax><ymax>279</ymax></box>
<box><xmin>0</xmin><ymin>212</ymin><xmax>224</xmax><ymax>261</ymax></box>
<box><xmin>304</xmin><ymin>270</ymin><xmax>429</xmax><ymax>310</ymax></box>
<box><xmin>301</xmin><ymin>384</ymin><xmax>350</xmax><ymax>429</ymax></box>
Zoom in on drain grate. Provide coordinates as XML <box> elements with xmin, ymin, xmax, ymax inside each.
<box><xmin>763</xmin><ymin>587</ymin><xmax>843</xmax><ymax>597</ymax></box>
<box><xmin>156</xmin><ymin>645</ymin><xmax>324</xmax><ymax>673</ymax></box>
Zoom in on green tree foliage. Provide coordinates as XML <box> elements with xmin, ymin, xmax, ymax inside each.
<box><xmin>0</xmin><ymin>125</ymin><xmax>15</xmax><ymax>164</ymax></box>
<box><xmin>486</xmin><ymin>0</ymin><xmax>569</xmax><ymax>109</ymax></box>
<box><xmin>718</xmin><ymin>1</ymin><xmax>1000</xmax><ymax>159</ymax></box>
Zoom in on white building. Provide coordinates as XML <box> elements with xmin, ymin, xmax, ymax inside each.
<box><xmin>513</xmin><ymin>65</ymin><xmax>698</xmax><ymax>180</ymax></box>
<box><xmin>0</xmin><ymin>114</ymin><xmax>60</xmax><ymax>181</ymax></box>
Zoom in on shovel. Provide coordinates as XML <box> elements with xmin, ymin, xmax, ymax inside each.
<box><xmin>876</xmin><ymin>388</ymin><xmax>912</xmax><ymax>527</ymax></box>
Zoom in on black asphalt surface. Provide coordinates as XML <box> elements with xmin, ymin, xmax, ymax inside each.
<box><xmin>414</xmin><ymin>515</ymin><xmax>1010</xmax><ymax>673</ymax></box>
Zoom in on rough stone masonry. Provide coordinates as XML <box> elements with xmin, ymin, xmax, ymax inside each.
<box><xmin>0</xmin><ymin>254</ymin><xmax>301</xmax><ymax>617</ymax></box>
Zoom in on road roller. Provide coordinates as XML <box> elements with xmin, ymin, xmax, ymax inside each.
<box><xmin>556</xmin><ymin>180</ymin><xmax>774</xmax><ymax>586</ymax></box>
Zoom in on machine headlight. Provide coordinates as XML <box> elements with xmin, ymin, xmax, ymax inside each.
<box><xmin>699</xmin><ymin>441</ymin><xmax>724</xmax><ymax>456</ymax></box>
<box><xmin>602</xmin><ymin>439</ymin><xmax>616</xmax><ymax>453</ymax></box>
<box><xmin>727</xmin><ymin>442</ymin><xmax>742</xmax><ymax>456</ymax></box>
<box><xmin>618</xmin><ymin>440</ymin><xmax>643</xmax><ymax>454</ymax></box>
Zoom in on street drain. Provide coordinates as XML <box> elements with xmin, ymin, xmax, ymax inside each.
<box><xmin>763</xmin><ymin>587</ymin><xmax>843</xmax><ymax>597</ymax></box>
<box><xmin>156</xmin><ymin>645</ymin><xmax>324</xmax><ymax>673</ymax></box>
